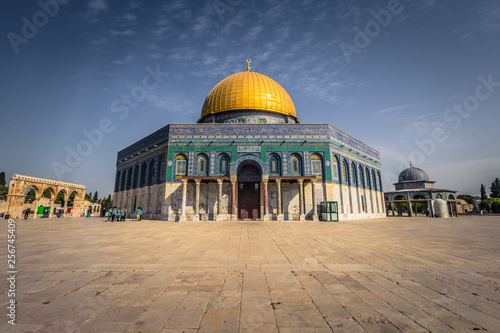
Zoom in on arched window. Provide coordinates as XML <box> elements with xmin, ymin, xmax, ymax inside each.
<box><xmin>133</xmin><ymin>165</ymin><xmax>139</xmax><ymax>188</ymax></box>
<box><xmin>365</xmin><ymin>168</ymin><xmax>371</xmax><ymax>189</ymax></box>
<box><xmin>371</xmin><ymin>170</ymin><xmax>377</xmax><ymax>191</ymax></box>
<box><xmin>351</xmin><ymin>162</ymin><xmax>357</xmax><ymax>185</ymax></box>
<box><xmin>219</xmin><ymin>154</ymin><xmax>229</xmax><ymax>176</ymax></box>
<box><xmin>140</xmin><ymin>162</ymin><xmax>147</xmax><ymax>187</ymax></box>
<box><xmin>159</xmin><ymin>156</ymin><xmax>166</xmax><ymax>182</ymax></box>
<box><xmin>148</xmin><ymin>160</ymin><xmax>156</xmax><ymax>185</ymax></box>
<box><xmin>394</xmin><ymin>194</ymin><xmax>406</xmax><ymax>201</ymax></box>
<box><xmin>121</xmin><ymin>169</ymin><xmax>127</xmax><ymax>191</ymax></box>
<box><xmin>377</xmin><ymin>171</ymin><xmax>382</xmax><ymax>192</ymax></box>
<box><xmin>127</xmin><ymin>167</ymin><xmax>132</xmax><ymax>189</ymax></box>
<box><xmin>290</xmin><ymin>154</ymin><xmax>302</xmax><ymax>175</ymax></box>
<box><xmin>310</xmin><ymin>153</ymin><xmax>323</xmax><ymax>176</ymax></box>
<box><xmin>435</xmin><ymin>193</ymin><xmax>443</xmax><ymax>199</ymax></box>
<box><xmin>332</xmin><ymin>156</ymin><xmax>339</xmax><ymax>180</ymax></box>
<box><xmin>269</xmin><ymin>154</ymin><xmax>280</xmax><ymax>176</ymax></box>
<box><xmin>115</xmin><ymin>171</ymin><xmax>121</xmax><ymax>192</ymax></box>
<box><xmin>175</xmin><ymin>154</ymin><xmax>187</xmax><ymax>176</ymax></box>
<box><xmin>342</xmin><ymin>160</ymin><xmax>349</xmax><ymax>183</ymax></box>
<box><xmin>197</xmin><ymin>154</ymin><xmax>208</xmax><ymax>176</ymax></box>
<box><xmin>359</xmin><ymin>165</ymin><xmax>365</xmax><ymax>187</ymax></box>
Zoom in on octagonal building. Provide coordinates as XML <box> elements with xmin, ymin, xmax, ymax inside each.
<box><xmin>113</xmin><ymin>62</ymin><xmax>385</xmax><ymax>221</ymax></box>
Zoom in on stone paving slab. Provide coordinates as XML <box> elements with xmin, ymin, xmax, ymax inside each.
<box><xmin>1</xmin><ymin>216</ymin><xmax>500</xmax><ymax>332</ymax></box>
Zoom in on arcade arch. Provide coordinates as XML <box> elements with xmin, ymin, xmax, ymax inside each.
<box><xmin>5</xmin><ymin>174</ymin><xmax>86</xmax><ymax>219</ymax></box>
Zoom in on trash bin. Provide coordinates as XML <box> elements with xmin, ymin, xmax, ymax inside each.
<box><xmin>320</xmin><ymin>201</ymin><xmax>338</xmax><ymax>222</ymax></box>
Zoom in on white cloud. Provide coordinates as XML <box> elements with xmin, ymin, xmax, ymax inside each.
<box><xmin>122</xmin><ymin>13</ymin><xmax>137</xmax><ymax>22</ymax></box>
<box><xmin>113</xmin><ymin>55</ymin><xmax>135</xmax><ymax>65</ymax></box>
<box><xmin>90</xmin><ymin>37</ymin><xmax>108</xmax><ymax>45</ymax></box>
<box><xmin>374</xmin><ymin>96</ymin><xmax>457</xmax><ymax>114</ymax></box>
<box><xmin>147</xmin><ymin>93</ymin><xmax>195</xmax><ymax>115</ymax></box>
<box><xmin>109</xmin><ymin>29</ymin><xmax>135</xmax><ymax>36</ymax></box>
<box><xmin>149</xmin><ymin>53</ymin><xmax>163</xmax><ymax>60</ymax></box>
<box><xmin>89</xmin><ymin>0</ymin><xmax>108</xmax><ymax>11</ymax></box>
<box><xmin>244</xmin><ymin>25</ymin><xmax>264</xmax><ymax>42</ymax></box>
<box><xmin>191</xmin><ymin>13</ymin><xmax>212</xmax><ymax>37</ymax></box>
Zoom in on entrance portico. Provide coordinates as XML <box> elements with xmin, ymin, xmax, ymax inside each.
<box><xmin>178</xmin><ymin>173</ymin><xmax>320</xmax><ymax>222</ymax></box>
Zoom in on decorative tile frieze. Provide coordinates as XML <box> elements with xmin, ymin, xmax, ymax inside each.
<box><xmin>304</xmin><ymin>151</ymin><xmax>310</xmax><ymax>175</ymax></box>
<box><xmin>188</xmin><ymin>151</ymin><xmax>194</xmax><ymax>175</ymax></box>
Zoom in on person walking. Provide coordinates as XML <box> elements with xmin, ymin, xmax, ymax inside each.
<box><xmin>136</xmin><ymin>207</ymin><xmax>143</xmax><ymax>221</ymax></box>
<box><xmin>23</xmin><ymin>208</ymin><xmax>29</xmax><ymax>219</ymax></box>
<box><xmin>121</xmin><ymin>207</ymin><xmax>127</xmax><ymax>221</ymax></box>
<box><xmin>116</xmin><ymin>207</ymin><xmax>122</xmax><ymax>222</ymax></box>
<box><xmin>111</xmin><ymin>207</ymin><xmax>118</xmax><ymax>222</ymax></box>
<box><xmin>107</xmin><ymin>208</ymin><xmax>113</xmax><ymax>221</ymax></box>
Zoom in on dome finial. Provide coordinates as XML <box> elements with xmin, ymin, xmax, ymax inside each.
<box><xmin>246</xmin><ymin>59</ymin><xmax>251</xmax><ymax>71</ymax></box>
<box><xmin>410</xmin><ymin>162</ymin><xmax>413</xmax><ymax>167</ymax></box>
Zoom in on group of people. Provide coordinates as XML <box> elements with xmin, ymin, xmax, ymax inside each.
<box><xmin>107</xmin><ymin>207</ymin><xmax>127</xmax><ymax>221</ymax></box>
<box><xmin>107</xmin><ymin>207</ymin><xmax>143</xmax><ymax>221</ymax></box>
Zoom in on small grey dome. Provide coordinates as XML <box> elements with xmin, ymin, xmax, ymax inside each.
<box><xmin>398</xmin><ymin>166</ymin><xmax>429</xmax><ymax>182</ymax></box>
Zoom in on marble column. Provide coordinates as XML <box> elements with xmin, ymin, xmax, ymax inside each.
<box><xmin>193</xmin><ymin>179</ymin><xmax>200</xmax><ymax>222</ymax></box>
<box><xmin>179</xmin><ymin>179</ymin><xmax>188</xmax><ymax>222</ymax></box>
<box><xmin>230</xmin><ymin>177</ymin><xmax>237</xmax><ymax>220</ymax></box>
<box><xmin>33</xmin><ymin>197</ymin><xmax>40</xmax><ymax>219</ymax></box>
<box><xmin>216</xmin><ymin>179</ymin><xmax>224</xmax><ymax>221</ymax></box>
<box><xmin>298</xmin><ymin>179</ymin><xmax>305</xmax><ymax>222</ymax></box>
<box><xmin>408</xmin><ymin>200</ymin><xmax>413</xmax><ymax>217</ymax></box>
<box><xmin>263</xmin><ymin>177</ymin><xmax>270</xmax><ymax>221</ymax></box>
<box><xmin>391</xmin><ymin>202</ymin><xmax>395</xmax><ymax>216</ymax></box>
<box><xmin>63</xmin><ymin>200</ymin><xmax>68</xmax><ymax>217</ymax></box>
<box><xmin>276</xmin><ymin>179</ymin><xmax>283</xmax><ymax>222</ymax></box>
<box><xmin>48</xmin><ymin>199</ymin><xmax>54</xmax><ymax>218</ymax></box>
<box><xmin>312</xmin><ymin>180</ymin><xmax>319</xmax><ymax>221</ymax></box>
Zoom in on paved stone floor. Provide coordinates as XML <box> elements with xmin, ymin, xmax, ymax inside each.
<box><xmin>1</xmin><ymin>216</ymin><xmax>500</xmax><ymax>333</ymax></box>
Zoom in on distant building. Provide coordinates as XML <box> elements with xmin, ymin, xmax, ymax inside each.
<box><xmin>456</xmin><ymin>199</ymin><xmax>474</xmax><ymax>214</ymax></box>
<box><xmin>384</xmin><ymin>165</ymin><xmax>458</xmax><ymax>217</ymax></box>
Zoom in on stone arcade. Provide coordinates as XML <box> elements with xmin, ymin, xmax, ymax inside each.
<box><xmin>5</xmin><ymin>174</ymin><xmax>86</xmax><ymax>219</ymax></box>
<box><xmin>113</xmin><ymin>61</ymin><xmax>385</xmax><ymax>221</ymax></box>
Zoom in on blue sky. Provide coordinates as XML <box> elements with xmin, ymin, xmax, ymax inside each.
<box><xmin>1</xmin><ymin>0</ymin><xmax>499</xmax><ymax>197</ymax></box>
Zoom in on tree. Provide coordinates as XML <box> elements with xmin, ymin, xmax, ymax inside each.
<box><xmin>490</xmin><ymin>178</ymin><xmax>500</xmax><ymax>198</ymax></box>
<box><xmin>0</xmin><ymin>172</ymin><xmax>5</xmax><ymax>186</ymax></box>
<box><xmin>68</xmin><ymin>192</ymin><xmax>76</xmax><ymax>206</ymax></box>
<box><xmin>492</xmin><ymin>198</ymin><xmax>500</xmax><ymax>213</ymax></box>
<box><xmin>0</xmin><ymin>185</ymin><xmax>7</xmax><ymax>201</ymax></box>
<box><xmin>93</xmin><ymin>191</ymin><xmax>98</xmax><ymax>203</ymax></box>
<box><xmin>101</xmin><ymin>194</ymin><xmax>113</xmax><ymax>210</ymax></box>
<box><xmin>42</xmin><ymin>189</ymin><xmax>52</xmax><ymax>199</ymax></box>
<box><xmin>54</xmin><ymin>191</ymin><xmax>65</xmax><ymax>204</ymax></box>
<box><xmin>480</xmin><ymin>184</ymin><xmax>487</xmax><ymax>200</ymax></box>
<box><xmin>24</xmin><ymin>189</ymin><xmax>36</xmax><ymax>203</ymax></box>
<box><xmin>480</xmin><ymin>198</ymin><xmax>500</xmax><ymax>213</ymax></box>
<box><xmin>0</xmin><ymin>172</ymin><xmax>7</xmax><ymax>200</ymax></box>
<box><xmin>85</xmin><ymin>193</ymin><xmax>92</xmax><ymax>202</ymax></box>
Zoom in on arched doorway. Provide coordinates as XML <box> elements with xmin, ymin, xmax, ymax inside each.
<box><xmin>237</xmin><ymin>161</ymin><xmax>262</xmax><ymax>219</ymax></box>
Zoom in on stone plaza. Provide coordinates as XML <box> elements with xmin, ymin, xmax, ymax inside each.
<box><xmin>2</xmin><ymin>216</ymin><xmax>500</xmax><ymax>332</ymax></box>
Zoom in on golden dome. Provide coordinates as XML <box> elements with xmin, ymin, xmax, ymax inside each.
<box><xmin>199</xmin><ymin>70</ymin><xmax>298</xmax><ymax>122</ymax></box>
